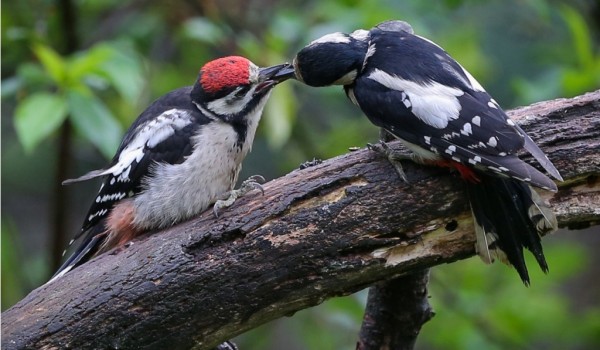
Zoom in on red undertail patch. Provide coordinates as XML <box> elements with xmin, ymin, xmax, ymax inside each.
<box><xmin>104</xmin><ymin>199</ymin><xmax>140</xmax><ymax>252</ymax></box>
<box><xmin>430</xmin><ymin>160</ymin><xmax>481</xmax><ymax>183</ymax></box>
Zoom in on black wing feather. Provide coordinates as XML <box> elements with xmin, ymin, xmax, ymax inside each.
<box><xmin>353</xmin><ymin>29</ymin><xmax>556</xmax><ymax>190</ymax></box>
<box><xmin>55</xmin><ymin>87</ymin><xmax>210</xmax><ymax>277</ymax></box>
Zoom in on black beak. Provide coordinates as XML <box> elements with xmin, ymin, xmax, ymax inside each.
<box><xmin>255</xmin><ymin>63</ymin><xmax>296</xmax><ymax>94</ymax></box>
<box><xmin>258</xmin><ymin>63</ymin><xmax>296</xmax><ymax>83</ymax></box>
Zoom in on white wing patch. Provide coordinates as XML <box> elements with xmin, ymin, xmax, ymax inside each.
<box><xmin>88</xmin><ymin>208</ymin><xmax>108</xmax><ymax>222</ymax></box>
<box><xmin>367</xmin><ymin>69</ymin><xmax>464</xmax><ymax>129</ymax></box>
<box><xmin>461</xmin><ymin>122</ymin><xmax>473</xmax><ymax>136</ymax></box>
<box><xmin>99</xmin><ymin>109</ymin><xmax>195</xmax><ymax>181</ymax></box>
<box><xmin>96</xmin><ymin>192</ymin><xmax>127</xmax><ymax>203</ymax></box>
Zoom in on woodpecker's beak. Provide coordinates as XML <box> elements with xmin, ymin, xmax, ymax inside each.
<box><xmin>267</xmin><ymin>64</ymin><xmax>296</xmax><ymax>82</ymax></box>
<box><xmin>255</xmin><ymin>63</ymin><xmax>295</xmax><ymax>93</ymax></box>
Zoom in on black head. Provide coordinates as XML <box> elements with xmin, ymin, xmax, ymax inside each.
<box><xmin>292</xmin><ymin>30</ymin><xmax>370</xmax><ymax>87</ymax></box>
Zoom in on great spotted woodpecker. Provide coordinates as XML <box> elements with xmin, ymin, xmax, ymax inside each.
<box><xmin>284</xmin><ymin>20</ymin><xmax>563</xmax><ymax>284</ymax></box>
<box><xmin>51</xmin><ymin>56</ymin><xmax>292</xmax><ymax>282</ymax></box>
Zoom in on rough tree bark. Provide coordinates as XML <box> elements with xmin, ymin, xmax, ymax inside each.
<box><xmin>357</xmin><ymin>269</ymin><xmax>434</xmax><ymax>350</ymax></box>
<box><xmin>2</xmin><ymin>91</ymin><xmax>599</xmax><ymax>350</ymax></box>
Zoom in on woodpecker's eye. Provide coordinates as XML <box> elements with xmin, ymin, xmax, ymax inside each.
<box><xmin>234</xmin><ymin>85</ymin><xmax>251</xmax><ymax>98</ymax></box>
<box><xmin>223</xmin><ymin>85</ymin><xmax>251</xmax><ymax>105</ymax></box>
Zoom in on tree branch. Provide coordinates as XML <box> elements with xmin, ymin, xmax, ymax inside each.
<box><xmin>2</xmin><ymin>91</ymin><xmax>599</xmax><ymax>350</ymax></box>
<box><xmin>357</xmin><ymin>269</ymin><xmax>434</xmax><ymax>350</ymax></box>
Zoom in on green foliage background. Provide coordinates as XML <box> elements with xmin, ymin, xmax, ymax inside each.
<box><xmin>2</xmin><ymin>0</ymin><xmax>599</xmax><ymax>349</ymax></box>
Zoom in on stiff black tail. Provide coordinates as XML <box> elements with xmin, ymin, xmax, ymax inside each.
<box><xmin>47</xmin><ymin>225</ymin><xmax>105</xmax><ymax>284</ymax></box>
<box><xmin>467</xmin><ymin>174</ymin><xmax>557</xmax><ymax>285</ymax></box>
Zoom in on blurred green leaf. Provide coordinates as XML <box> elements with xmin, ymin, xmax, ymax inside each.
<box><xmin>558</xmin><ymin>5</ymin><xmax>600</xmax><ymax>97</ymax></box>
<box><xmin>562</xmin><ymin>65</ymin><xmax>600</xmax><ymax>96</ymax></box>
<box><xmin>263</xmin><ymin>82</ymin><xmax>296</xmax><ymax>148</ymax></box>
<box><xmin>67</xmin><ymin>90</ymin><xmax>122</xmax><ymax>158</ymax></box>
<box><xmin>182</xmin><ymin>17</ymin><xmax>225</xmax><ymax>44</ymax></box>
<box><xmin>17</xmin><ymin>62</ymin><xmax>52</xmax><ymax>88</ymax></box>
<box><xmin>512</xmin><ymin>69</ymin><xmax>562</xmax><ymax>105</ymax></box>
<box><xmin>560</xmin><ymin>5</ymin><xmax>594</xmax><ymax>69</ymax></box>
<box><xmin>422</xmin><ymin>240</ymin><xmax>598</xmax><ymax>350</ymax></box>
<box><xmin>68</xmin><ymin>44</ymin><xmax>114</xmax><ymax>82</ymax></box>
<box><xmin>237</xmin><ymin>32</ymin><xmax>263</xmax><ymax>59</ymax></box>
<box><xmin>32</xmin><ymin>43</ymin><xmax>66</xmax><ymax>86</ymax></box>
<box><xmin>97</xmin><ymin>44</ymin><xmax>144</xmax><ymax>103</ymax></box>
<box><xmin>14</xmin><ymin>92</ymin><xmax>68</xmax><ymax>152</ymax></box>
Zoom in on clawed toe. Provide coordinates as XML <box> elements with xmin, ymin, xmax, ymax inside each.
<box><xmin>367</xmin><ymin>141</ymin><xmax>410</xmax><ymax>183</ymax></box>
<box><xmin>212</xmin><ymin>175</ymin><xmax>266</xmax><ymax>218</ymax></box>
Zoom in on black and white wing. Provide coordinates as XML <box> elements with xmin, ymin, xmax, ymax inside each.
<box><xmin>53</xmin><ymin>87</ymin><xmax>209</xmax><ymax>279</ymax></box>
<box><xmin>353</xmin><ymin>27</ymin><xmax>560</xmax><ymax>190</ymax></box>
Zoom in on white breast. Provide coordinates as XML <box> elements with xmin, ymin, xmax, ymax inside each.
<box><xmin>132</xmin><ymin>96</ymin><xmax>269</xmax><ymax>229</ymax></box>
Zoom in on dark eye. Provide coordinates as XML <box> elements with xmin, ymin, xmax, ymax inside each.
<box><xmin>234</xmin><ymin>85</ymin><xmax>250</xmax><ymax>98</ymax></box>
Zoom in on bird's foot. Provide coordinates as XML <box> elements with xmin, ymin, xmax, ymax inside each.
<box><xmin>299</xmin><ymin>158</ymin><xmax>323</xmax><ymax>169</ymax></box>
<box><xmin>367</xmin><ymin>141</ymin><xmax>413</xmax><ymax>182</ymax></box>
<box><xmin>213</xmin><ymin>175</ymin><xmax>265</xmax><ymax>218</ymax></box>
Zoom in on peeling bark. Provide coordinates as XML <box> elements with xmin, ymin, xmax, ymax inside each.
<box><xmin>2</xmin><ymin>91</ymin><xmax>599</xmax><ymax>350</ymax></box>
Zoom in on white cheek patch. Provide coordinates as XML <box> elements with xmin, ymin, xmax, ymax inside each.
<box><xmin>207</xmin><ymin>86</ymin><xmax>258</xmax><ymax>116</ymax></box>
<box><xmin>333</xmin><ymin>69</ymin><xmax>357</xmax><ymax>85</ymax></box>
<box><xmin>368</xmin><ymin>69</ymin><xmax>464</xmax><ymax>129</ymax></box>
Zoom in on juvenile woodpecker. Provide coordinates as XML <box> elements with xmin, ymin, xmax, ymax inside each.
<box><xmin>51</xmin><ymin>56</ymin><xmax>292</xmax><ymax>282</ymax></box>
<box><xmin>285</xmin><ymin>20</ymin><xmax>562</xmax><ymax>284</ymax></box>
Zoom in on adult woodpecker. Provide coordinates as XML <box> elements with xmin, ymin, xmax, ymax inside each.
<box><xmin>51</xmin><ymin>56</ymin><xmax>292</xmax><ymax>282</ymax></box>
<box><xmin>284</xmin><ymin>20</ymin><xmax>562</xmax><ymax>284</ymax></box>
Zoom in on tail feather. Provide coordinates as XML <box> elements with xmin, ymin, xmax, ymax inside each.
<box><xmin>47</xmin><ymin>225</ymin><xmax>106</xmax><ymax>284</ymax></box>
<box><xmin>62</xmin><ymin>168</ymin><xmax>111</xmax><ymax>185</ymax></box>
<box><xmin>516</xmin><ymin>124</ymin><xmax>563</xmax><ymax>182</ymax></box>
<box><xmin>467</xmin><ymin>173</ymin><xmax>557</xmax><ymax>284</ymax></box>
